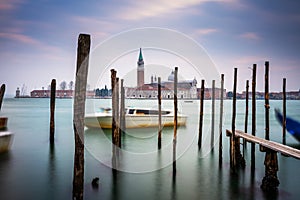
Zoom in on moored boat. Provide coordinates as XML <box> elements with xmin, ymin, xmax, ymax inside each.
<box><xmin>275</xmin><ymin>108</ymin><xmax>300</xmax><ymax>142</ymax></box>
<box><xmin>0</xmin><ymin>117</ymin><xmax>7</xmax><ymax>130</ymax></box>
<box><xmin>84</xmin><ymin>107</ymin><xmax>187</xmax><ymax>129</ymax></box>
<box><xmin>0</xmin><ymin>131</ymin><xmax>13</xmax><ymax>153</ymax></box>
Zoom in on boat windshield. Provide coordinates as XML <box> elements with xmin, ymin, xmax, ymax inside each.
<box><xmin>135</xmin><ymin>109</ymin><xmax>170</xmax><ymax>115</ymax></box>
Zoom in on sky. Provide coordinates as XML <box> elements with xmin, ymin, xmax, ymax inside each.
<box><xmin>1</xmin><ymin>0</ymin><xmax>300</xmax><ymax>96</ymax></box>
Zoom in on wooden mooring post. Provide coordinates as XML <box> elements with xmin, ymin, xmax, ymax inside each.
<box><xmin>198</xmin><ymin>79</ymin><xmax>205</xmax><ymax>148</ymax></box>
<box><xmin>265</xmin><ymin>61</ymin><xmax>270</xmax><ymax>140</ymax></box>
<box><xmin>230</xmin><ymin>68</ymin><xmax>245</xmax><ymax>172</ymax></box>
<box><xmin>219</xmin><ymin>74</ymin><xmax>224</xmax><ymax>165</ymax></box>
<box><xmin>282</xmin><ymin>78</ymin><xmax>286</xmax><ymax>145</ymax></box>
<box><xmin>50</xmin><ymin>79</ymin><xmax>56</xmax><ymax>144</ymax></box>
<box><xmin>0</xmin><ymin>84</ymin><xmax>5</xmax><ymax>111</ymax></box>
<box><xmin>211</xmin><ymin>80</ymin><xmax>215</xmax><ymax>149</ymax></box>
<box><xmin>119</xmin><ymin>79</ymin><xmax>125</xmax><ymax>148</ymax></box>
<box><xmin>158</xmin><ymin>77</ymin><xmax>162</xmax><ymax>150</ymax></box>
<box><xmin>260</xmin><ymin>61</ymin><xmax>280</xmax><ymax>192</ymax></box>
<box><xmin>72</xmin><ymin>33</ymin><xmax>90</xmax><ymax>200</ymax></box>
<box><xmin>251</xmin><ymin>64</ymin><xmax>257</xmax><ymax>171</ymax></box>
<box><xmin>173</xmin><ymin>67</ymin><xmax>178</xmax><ymax>176</ymax></box>
<box><xmin>116</xmin><ymin>78</ymin><xmax>120</xmax><ymax>147</ymax></box>
<box><xmin>243</xmin><ymin>80</ymin><xmax>249</xmax><ymax>155</ymax></box>
<box><xmin>111</xmin><ymin>69</ymin><xmax>119</xmax><ymax>171</ymax></box>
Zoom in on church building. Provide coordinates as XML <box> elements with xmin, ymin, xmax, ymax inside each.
<box><xmin>125</xmin><ymin>48</ymin><xmax>198</xmax><ymax>99</ymax></box>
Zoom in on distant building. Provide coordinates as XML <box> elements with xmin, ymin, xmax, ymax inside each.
<box><xmin>15</xmin><ymin>88</ymin><xmax>20</xmax><ymax>98</ymax></box>
<box><xmin>125</xmin><ymin>48</ymin><xmax>198</xmax><ymax>99</ymax></box>
<box><xmin>30</xmin><ymin>89</ymin><xmax>95</xmax><ymax>98</ymax></box>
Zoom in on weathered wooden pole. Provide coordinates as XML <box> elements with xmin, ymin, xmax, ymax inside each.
<box><xmin>198</xmin><ymin>79</ymin><xmax>205</xmax><ymax>148</ymax></box>
<box><xmin>50</xmin><ymin>79</ymin><xmax>56</xmax><ymax>144</ymax></box>
<box><xmin>119</xmin><ymin>79</ymin><xmax>125</xmax><ymax>148</ymax></box>
<box><xmin>219</xmin><ymin>74</ymin><xmax>224</xmax><ymax>166</ymax></box>
<box><xmin>111</xmin><ymin>69</ymin><xmax>117</xmax><ymax>146</ymax></box>
<box><xmin>111</xmin><ymin>69</ymin><xmax>117</xmax><ymax>171</ymax></box>
<box><xmin>158</xmin><ymin>77</ymin><xmax>162</xmax><ymax>149</ymax></box>
<box><xmin>173</xmin><ymin>67</ymin><xmax>178</xmax><ymax>176</ymax></box>
<box><xmin>260</xmin><ymin>148</ymin><xmax>280</xmax><ymax>192</ymax></box>
<box><xmin>211</xmin><ymin>80</ymin><xmax>215</xmax><ymax>149</ymax></box>
<box><xmin>115</xmin><ymin>77</ymin><xmax>120</xmax><ymax>147</ymax></box>
<box><xmin>72</xmin><ymin>33</ymin><xmax>90</xmax><ymax>200</ymax></box>
<box><xmin>251</xmin><ymin>64</ymin><xmax>257</xmax><ymax>171</ymax></box>
<box><xmin>230</xmin><ymin>68</ymin><xmax>237</xmax><ymax>172</ymax></box>
<box><xmin>282</xmin><ymin>78</ymin><xmax>286</xmax><ymax>145</ymax></box>
<box><xmin>0</xmin><ymin>84</ymin><xmax>5</xmax><ymax>111</ymax></box>
<box><xmin>265</xmin><ymin>61</ymin><xmax>270</xmax><ymax>140</ymax></box>
<box><xmin>243</xmin><ymin>80</ymin><xmax>249</xmax><ymax>154</ymax></box>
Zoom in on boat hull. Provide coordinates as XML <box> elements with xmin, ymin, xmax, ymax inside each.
<box><xmin>0</xmin><ymin>131</ymin><xmax>13</xmax><ymax>153</ymax></box>
<box><xmin>0</xmin><ymin>117</ymin><xmax>7</xmax><ymax>130</ymax></box>
<box><xmin>84</xmin><ymin>114</ymin><xmax>187</xmax><ymax>129</ymax></box>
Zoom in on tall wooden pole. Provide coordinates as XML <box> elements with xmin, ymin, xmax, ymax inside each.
<box><xmin>72</xmin><ymin>34</ymin><xmax>90</xmax><ymax>200</ymax></box>
<box><xmin>50</xmin><ymin>79</ymin><xmax>56</xmax><ymax>144</ymax></box>
<box><xmin>0</xmin><ymin>84</ymin><xmax>5</xmax><ymax>111</ymax></box>
<box><xmin>111</xmin><ymin>69</ymin><xmax>117</xmax><ymax>146</ymax></box>
<box><xmin>243</xmin><ymin>80</ymin><xmax>249</xmax><ymax>153</ymax></box>
<box><xmin>283</xmin><ymin>78</ymin><xmax>286</xmax><ymax>145</ymax></box>
<box><xmin>211</xmin><ymin>80</ymin><xmax>215</xmax><ymax>149</ymax></box>
<box><xmin>120</xmin><ymin>79</ymin><xmax>125</xmax><ymax>148</ymax></box>
<box><xmin>230</xmin><ymin>68</ymin><xmax>237</xmax><ymax>172</ymax></box>
<box><xmin>158</xmin><ymin>77</ymin><xmax>162</xmax><ymax>149</ymax></box>
<box><xmin>115</xmin><ymin>78</ymin><xmax>120</xmax><ymax>147</ymax></box>
<box><xmin>173</xmin><ymin>67</ymin><xmax>178</xmax><ymax>176</ymax></box>
<box><xmin>219</xmin><ymin>74</ymin><xmax>224</xmax><ymax>165</ymax></box>
<box><xmin>265</xmin><ymin>61</ymin><xmax>270</xmax><ymax>140</ymax></box>
<box><xmin>251</xmin><ymin>64</ymin><xmax>257</xmax><ymax>171</ymax></box>
<box><xmin>111</xmin><ymin>69</ymin><xmax>117</xmax><ymax>172</ymax></box>
<box><xmin>198</xmin><ymin>79</ymin><xmax>205</xmax><ymax>148</ymax></box>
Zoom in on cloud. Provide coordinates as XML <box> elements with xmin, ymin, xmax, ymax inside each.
<box><xmin>194</xmin><ymin>28</ymin><xmax>218</xmax><ymax>36</ymax></box>
<box><xmin>71</xmin><ymin>16</ymin><xmax>114</xmax><ymax>40</ymax></box>
<box><xmin>233</xmin><ymin>55</ymin><xmax>266</xmax><ymax>65</ymax></box>
<box><xmin>118</xmin><ymin>0</ymin><xmax>237</xmax><ymax>21</ymax></box>
<box><xmin>0</xmin><ymin>32</ymin><xmax>41</xmax><ymax>45</ymax></box>
<box><xmin>239</xmin><ymin>32</ymin><xmax>260</xmax><ymax>40</ymax></box>
<box><xmin>0</xmin><ymin>0</ymin><xmax>23</xmax><ymax>11</ymax></box>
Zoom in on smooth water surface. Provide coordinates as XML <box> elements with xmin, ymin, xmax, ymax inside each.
<box><xmin>0</xmin><ymin>98</ymin><xmax>300</xmax><ymax>200</ymax></box>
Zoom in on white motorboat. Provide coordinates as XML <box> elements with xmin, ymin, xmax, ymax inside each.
<box><xmin>0</xmin><ymin>131</ymin><xmax>13</xmax><ymax>153</ymax></box>
<box><xmin>0</xmin><ymin>117</ymin><xmax>13</xmax><ymax>153</ymax></box>
<box><xmin>84</xmin><ymin>107</ymin><xmax>187</xmax><ymax>129</ymax></box>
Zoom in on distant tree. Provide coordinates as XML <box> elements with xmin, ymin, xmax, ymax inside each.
<box><xmin>60</xmin><ymin>81</ymin><xmax>67</xmax><ymax>90</ymax></box>
<box><xmin>69</xmin><ymin>81</ymin><xmax>74</xmax><ymax>90</ymax></box>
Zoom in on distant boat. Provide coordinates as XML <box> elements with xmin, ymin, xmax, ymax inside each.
<box><xmin>85</xmin><ymin>107</ymin><xmax>187</xmax><ymax>129</ymax></box>
<box><xmin>274</xmin><ymin>108</ymin><xmax>300</xmax><ymax>142</ymax></box>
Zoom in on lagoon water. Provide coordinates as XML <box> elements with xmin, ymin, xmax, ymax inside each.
<box><xmin>0</xmin><ymin>98</ymin><xmax>300</xmax><ymax>200</ymax></box>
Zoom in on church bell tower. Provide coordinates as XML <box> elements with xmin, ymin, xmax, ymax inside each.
<box><xmin>137</xmin><ymin>48</ymin><xmax>144</xmax><ymax>87</ymax></box>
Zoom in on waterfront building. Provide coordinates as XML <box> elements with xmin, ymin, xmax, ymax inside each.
<box><xmin>126</xmin><ymin>48</ymin><xmax>198</xmax><ymax>99</ymax></box>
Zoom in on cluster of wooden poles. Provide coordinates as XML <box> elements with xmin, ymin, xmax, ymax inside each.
<box><xmin>229</xmin><ymin>62</ymin><xmax>290</xmax><ymax>192</ymax></box>
<box><xmin>46</xmin><ymin>33</ymin><xmax>291</xmax><ymax>199</ymax></box>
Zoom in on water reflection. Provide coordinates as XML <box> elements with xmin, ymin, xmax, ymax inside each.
<box><xmin>48</xmin><ymin>143</ymin><xmax>56</xmax><ymax>199</ymax></box>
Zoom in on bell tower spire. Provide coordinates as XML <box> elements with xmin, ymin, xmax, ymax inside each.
<box><xmin>137</xmin><ymin>48</ymin><xmax>144</xmax><ymax>87</ymax></box>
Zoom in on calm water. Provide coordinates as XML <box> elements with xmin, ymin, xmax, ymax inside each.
<box><xmin>0</xmin><ymin>98</ymin><xmax>300</xmax><ymax>200</ymax></box>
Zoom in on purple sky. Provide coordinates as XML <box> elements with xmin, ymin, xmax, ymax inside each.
<box><xmin>1</xmin><ymin>0</ymin><xmax>300</xmax><ymax>96</ymax></box>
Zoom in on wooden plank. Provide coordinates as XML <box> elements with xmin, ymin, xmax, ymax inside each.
<box><xmin>226</xmin><ymin>129</ymin><xmax>300</xmax><ymax>159</ymax></box>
